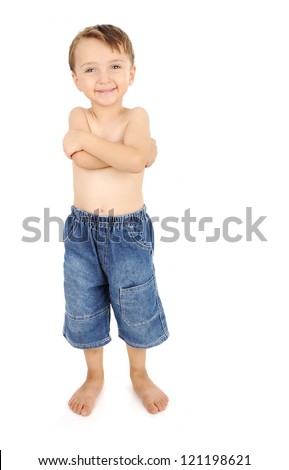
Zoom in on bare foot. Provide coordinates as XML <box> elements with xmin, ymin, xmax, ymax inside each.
<box><xmin>68</xmin><ymin>376</ymin><xmax>104</xmax><ymax>416</ymax></box>
<box><xmin>131</xmin><ymin>371</ymin><xmax>169</xmax><ymax>414</ymax></box>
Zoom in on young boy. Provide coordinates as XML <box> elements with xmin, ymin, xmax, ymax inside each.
<box><xmin>62</xmin><ymin>24</ymin><xmax>169</xmax><ymax>416</ymax></box>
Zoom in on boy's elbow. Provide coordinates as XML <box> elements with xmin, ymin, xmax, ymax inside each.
<box><xmin>130</xmin><ymin>153</ymin><xmax>147</xmax><ymax>173</ymax></box>
<box><xmin>72</xmin><ymin>153</ymin><xmax>86</xmax><ymax>168</ymax></box>
<box><xmin>131</xmin><ymin>163</ymin><xmax>145</xmax><ymax>173</ymax></box>
<box><xmin>130</xmin><ymin>164</ymin><xmax>146</xmax><ymax>173</ymax></box>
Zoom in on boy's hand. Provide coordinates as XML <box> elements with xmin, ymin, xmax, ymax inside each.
<box><xmin>63</xmin><ymin>130</ymin><xmax>83</xmax><ymax>159</ymax></box>
<box><xmin>146</xmin><ymin>138</ymin><xmax>158</xmax><ymax>168</ymax></box>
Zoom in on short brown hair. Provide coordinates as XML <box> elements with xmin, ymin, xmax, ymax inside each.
<box><xmin>69</xmin><ymin>24</ymin><xmax>135</xmax><ymax>72</ymax></box>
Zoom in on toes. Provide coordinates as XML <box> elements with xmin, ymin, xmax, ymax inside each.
<box><xmin>147</xmin><ymin>397</ymin><xmax>168</xmax><ymax>413</ymax></box>
<box><xmin>163</xmin><ymin>396</ymin><xmax>169</xmax><ymax>406</ymax></box>
<box><xmin>154</xmin><ymin>394</ymin><xmax>169</xmax><ymax>412</ymax></box>
<box><xmin>69</xmin><ymin>399</ymin><xmax>82</xmax><ymax>414</ymax></box>
<box><xmin>68</xmin><ymin>396</ymin><xmax>75</xmax><ymax>408</ymax></box>
<box><xmin>75</xmin><ymin>402</ymin><xmax>84</xmax><ymax>415</ymax></box>
<box><xmin>81</xmin><ymin>405</ymin><xmax>92</xmax><ymax>416</ymax></box>
<box><xmin>68</xmin><ymin>397</ymin><xmax>93</xmax><ymax>416</ymax></box>
<box><xmin>147</xmin><ymin>403</ymin><xmax>159</xmax><ymax>414</ymax></box>
<box><xmin>71</xmin><ymin>402</ymin><xmax>78</xmax><ymax>414</ymax></box>
<box><xmin>155</xmin><ymin>400</ymin><xmax>166</xmax><ymax>412</ymax></box>
<box><xmin>68</xmin><ymin>399</ymin><xmax>77</xmax><ymax>412</ymax></box>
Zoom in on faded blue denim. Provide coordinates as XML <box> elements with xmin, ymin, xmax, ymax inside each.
<box><xmin>63</xmin><ymin>205</ymin><xmax>169</xmax><ymax>349</ymax></box>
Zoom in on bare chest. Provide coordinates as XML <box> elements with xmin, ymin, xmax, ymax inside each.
<box><xmin>85</xmin><ymin>109</ymin><xmax>128</xmax><ymax>143</ymax></box>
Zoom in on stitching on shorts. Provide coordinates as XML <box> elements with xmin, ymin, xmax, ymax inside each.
<box><xmin>130</xmin><ymin>236</ymin><xmax>153</xmax><ymax>252</ymax></box>
<box><xmin>158</xmin><ymin>302</ymin><xmax>169</xmax><ymax>332</ymax></box>
<box><xmin>120</xmin><ymin>274</ymin><xmax>155</xmax><ymax>295</ymax></box>
<box><xmin>110</xmin><ymin>291</ymin><xmax>119</xmax><ymax>305</ymax></box>
<box><xmin>118</xmin><ymin>330</ymin><xmax>169</xmax><ymax>349</ymax></box>
<box><xmin>63</xmin><ymin>216</ymin><xmax>76</xmax><ymax>243</ymax></box>
<box><xmin>65</xmin><ymin>306</ymin><xmax>109</xmax><ymax>321</ymax></box>
<box><xmin>63</xmin><ymin>333</ymin><xmax>111</xmax><ymax>349</ymax></box>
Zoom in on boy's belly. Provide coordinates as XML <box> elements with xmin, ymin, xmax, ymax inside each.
<box><xmin>72</xmin><ymin>165</ymin><xmax>145</xmax><ymax>215</ymax></box>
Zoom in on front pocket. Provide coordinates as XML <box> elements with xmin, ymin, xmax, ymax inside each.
<box><xmin>126</xmin><ymin>218</ymin><xmax>154</xmax><ymax>251</ymax></box>
<box><xmin>63</xmin><ymin>215</ymin><xmax>76</xmax><ymax>243</ymax></box>
<box><xmin>129</xmin><ymin>232</ymin><xmax>153</xmax><ymax>251</ymax></box>
<box><xmin>120</xmin><ymin>275</ymin><xmax>160</xmax><ymax>326</ymax></box>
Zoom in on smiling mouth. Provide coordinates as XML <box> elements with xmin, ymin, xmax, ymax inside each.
<box><xmin>96</xmin><ymin>87</ymin><xmax>117</xmax><ymax>94</ymax></box>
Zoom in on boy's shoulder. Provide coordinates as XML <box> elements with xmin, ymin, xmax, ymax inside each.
<box><xmin>127</xmin><ymin>106</ymin><xmax>148</xmax><ymax>114</ymax></box>
<box><xmin>125</xmin><ymin>107</ymin><xmax>150</xmax><ymax>128</ymax></box>
<box><xmin>126</xmin><ymin>106</ymin><xmax>149</xmax><ymax>119</ymax></box>
<box><xmin>68</xmin><ymin>106</ymin><xmax>89</xmax><ymax>128</ymax></box>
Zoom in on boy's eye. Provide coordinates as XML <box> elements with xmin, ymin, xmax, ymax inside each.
<box><xmin>85</xmin><ymin>68</ymin><xmax>96</xmax><ymax>73</ymax></box>
<box><xmin>111</xmin><ymin>64</ymin><xmax>121</xmax><ymax>70</ymax></box>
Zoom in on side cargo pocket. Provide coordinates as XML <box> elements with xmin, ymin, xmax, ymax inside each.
<box><xmin>120</xmin><ymin>275</ymin><xmax>161</xmax><ymax>327</ymax></box>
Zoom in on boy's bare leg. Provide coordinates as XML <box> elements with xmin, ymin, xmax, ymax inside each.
<box><xmin>68</xmin><ymin>348</ymin><xmax>104</xmax><ymax>416</ymax></box>
<box><xmin>127</xmin><ymin>345</ymin><xmax>169</xmax><ymax>414</ymax></box>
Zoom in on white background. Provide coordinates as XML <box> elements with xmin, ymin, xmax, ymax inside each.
<box><xmin>0</xmin><ymin>0</ymin><xmax>288</xmax><ymax>469</ymax></box>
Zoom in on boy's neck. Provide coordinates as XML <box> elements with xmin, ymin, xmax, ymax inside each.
<box><xmin>90</xmin><ymin>102</ymin><xmax>126</xmax><ymax>122</ymax></box>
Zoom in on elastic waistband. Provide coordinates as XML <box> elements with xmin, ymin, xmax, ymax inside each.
<box><xmin>71</xmin><ymin>205</ymin><xmax>147</xmax><ymax>224</ymax></box>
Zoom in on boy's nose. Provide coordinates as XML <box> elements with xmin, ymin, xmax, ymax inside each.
<box><xmin>98</xmin><ymin>70</ymin><xmax>110</xmax><ymax>83</ymax></box>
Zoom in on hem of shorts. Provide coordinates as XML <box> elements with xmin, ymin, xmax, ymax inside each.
<box><xmin>118</xmin><ymin>330</ymin><xmax>169</xmax><ymax>349</ymax></box>
<box><xmin>63</xmin><ymin>332</ymin><xmax>111</xmax><ymax>349</ymax></box>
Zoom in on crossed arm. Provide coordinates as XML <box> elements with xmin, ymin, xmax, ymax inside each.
<box><xmin>63</xmin><ymin>107</ymin><xmax>157</xmax><ymax>172</ymax></box>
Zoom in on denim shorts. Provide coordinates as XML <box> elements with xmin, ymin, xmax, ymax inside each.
<box><xmin>63</xmin><ymin>205</ymin><xmax>169</xmax><ymax>349</ymax></box>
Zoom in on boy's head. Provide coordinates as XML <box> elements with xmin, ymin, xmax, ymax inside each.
<box><xmin>69</xmin><ymin>24</ymin><xmax>135</xmax><ymax>73</ymax></box>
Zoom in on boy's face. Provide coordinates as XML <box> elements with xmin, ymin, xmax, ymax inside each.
<box><xmin>72</xmin><ymin>38</ymin><xmax>135</xmax><ymax>106</ymax></box>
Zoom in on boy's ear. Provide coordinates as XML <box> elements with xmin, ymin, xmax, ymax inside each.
<box><xmin>129</xmin><ymin>65</ymin><xmax>136</xmax><ymax>85</ymax></box>
<box><xmin>72</xmin><ymin>72</ymin><xmax>82</xmax><ymax>91</ymax></box>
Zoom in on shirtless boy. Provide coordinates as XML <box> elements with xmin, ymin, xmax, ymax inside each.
<box><xmin>62</xmin><ymin>24</ymin><xmax>169</xmax><ymax>416</ymax></box>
